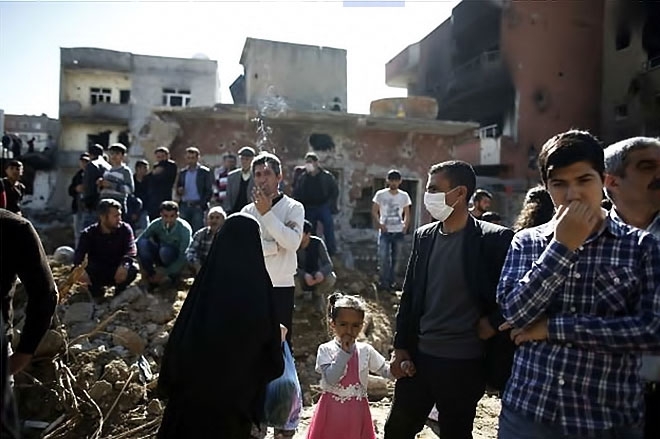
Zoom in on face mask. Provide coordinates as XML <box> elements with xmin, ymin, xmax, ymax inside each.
<box><xmin>305</xmin><ymin>163</ymin><xmax>315</xmax><ymax>173</ymax></box>
<box><xmin>424</xmin><ymin>188</ymin><xmax>459</xmax><ymax>222</ymax></box>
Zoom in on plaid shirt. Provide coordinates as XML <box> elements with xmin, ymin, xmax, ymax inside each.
<box><xmin>185</xmin><ymin>226</ymin><xmax>216</xmax><ymax>265</ymax></box>
<box><xmin>496</xmin><ymin>211</ymin><xmax>660</xmax><ymax>436</ymax></box>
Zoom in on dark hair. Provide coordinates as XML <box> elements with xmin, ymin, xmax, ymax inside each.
<box><xmin>108</xmin><ymin>143</ymin><xmax>127</xmax><ymax>154</ymax></box>
<box><xmin>538</xmin><ymin>130</ymin><xmax>604</xmax><ymax>185</ymax></box>
<box><xmin>160</xmin><ymin>200</ymin><xmax>179</xmax><ymax>213</ymax></box>
<box><xmin>473</xmin><ymin>189</ymin><xmax>493</xmax><ymax>203</ymax></box>
<box><xmin>387</xmin><ymin>169</ymin><xmax>402</xmax><ymax>180</ymax></box>
<box><xmin>480</xmin><ymin>211</ymin><xmax>501</xmax><ymax>223</ymax></box>
<box><xmin>305</xmin><ymin>152</ymin><xmax>319</xmax><ymax>162</ymax></box>
<box><xmin>513</xmin><ymin>185</ymin><xmax>555</xmax><ymax>232</ymax></box>
<box><xmin>428</xmin><ymin>160</ymin><xmax>476</xmax><ymax>202</ymax></box>
<box><xmin>88</xmin><ymin>143</ymin><xmax>104</xmax><ymax>157</ymax></box>
<box><xmin>98</xmin><ymin>198</ymin><xmax>122</xmax><ymax>216</ymax></box>
<box><xmin>6</xmin><ymin>159</ymin><xmax>22</xmax><ymax>168</ymax></box>
<box><xmin>154</xmin><ymin>146</ymin><xmax>170</xmax><ymax>155</ymax></box>
<box><xmin>327</xmin><ymin>292</ymin><xmax>366</xmax><ymax>323</ymax></box>
<box><xmin>186</xmin><ymin>146</ymin><xmax>200</xmax><ymax>156</ymax></box>
<box><xmin>135</xmin><ymin>159</ymin><xmax>149</xmax><ymax>169</ymax></box>
<box><xmin>252</xmin><ymin>152</ymin><xmax>282</xmax><ymax>176</ymax></box>
<box><xmin>303</xmin><ymin>219</ymin><xmax>313</xmax><ymax>234</ymax></box>
<box><xmin>604</xmin><ymin>136</ymin><xmax>660</xmax><ymax>177</ymax></box>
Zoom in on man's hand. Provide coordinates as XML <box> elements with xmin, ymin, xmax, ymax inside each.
<box><xmin>314</xmin><ymin>272</ymin><xmax>325</xmax><ymax>284</ymax></box>
<box><xmin>378</xmin><ymin>223</ymin><xmax>387</xmax><ymax>233</ymax></box>
<box><xmin>504</xmin><ymin>317</ymin><xmax>549</xmax><ymax>346</ymax></box>
<box><xmin>477</xmin><ymin>316</ymin><xmax>497</xmax><ymax>340</ymax></box>
<box><xmin>9</xmin><ymin>352</ymin><xmax>33</xmax><ymax>375</ymax></box>
<box><xmin>304</xmin><ymin>273</ymin><xmax>316</xmax><ymax>287</ymax></box>
<box><xmin>176</xmin><ymin>186</ymin><xmax>184</xmax><ymax>195</ymax></box>
<box><xmin>391</xmin><ymin>349</ymin><xmax>414</xmax><ymax>379</ymax></box>
<box><xmin>152</xmin><ymin>166</ymin><xmax>163</xmax><ymax>175</ymax></box>
<box><xmin>252</xmin><ymin>187</ymin><xmax>273</xmax><ymax>216</ymax></box>
<box><xmin>99</xmin><ymin>179</ymin><xmax>113</xmax><ymax>189</ymax></box>
<box><xmin>75</xmin><ymin>184</ymin><xmax>84</xmax><ymax>193</ymax></box>
<box><xmin>555</xmin><ymin>201</ymin><xmax>600</xmax><ymax>252</ymax></box>
<box><xmin>114</xmin><ymin>266</ymin><xmax>128</xmax><ymax>284</ymax></box>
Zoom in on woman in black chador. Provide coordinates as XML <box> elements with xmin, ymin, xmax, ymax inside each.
<box><xmin>157</xmin><ymin>213</ymin><xmax>284</xmax><ymax>438</ymax></box>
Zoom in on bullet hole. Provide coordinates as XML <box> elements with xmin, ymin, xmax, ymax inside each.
<box><xmin>309</xmin><ymin>133</ymin><xmax>335</xmax><ymax>151</ymax></box>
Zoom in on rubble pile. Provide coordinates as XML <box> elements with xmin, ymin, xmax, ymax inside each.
<box><xmin>12</xmin><ymin>259</ymin><xmax>399</xmax><ymax>438</ymax></box>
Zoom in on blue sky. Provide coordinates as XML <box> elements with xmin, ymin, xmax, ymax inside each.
<box><xmin>0</xmin><ymin>0</ymin><xmax>458</xmax><ymax>117</ymax></box>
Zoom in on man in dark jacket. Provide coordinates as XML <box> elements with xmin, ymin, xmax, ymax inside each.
<box><xmin>176</xmin><ymin>147</ymin><xmax>213</xmax><ymax>232</ymax></box>
<box><xmin>0</xmin><ymin>209</ymin><xmax>58</xmax><ymax>379</ymax></box>
<box><xmin>74</xmin><ymin>199</ymin><xmax>138</xmax><ymax>299</ymax></box>
<box><xmin>68</xmin><ymin>153</ymin><xmax>90</xmax><ymax>246</ymax></box>
<box><xmin>292</xmin><ymin>152</ymin><xmax>339</xmax><ymax>255</ymax></box>
<box><xmin>384</xmin><ymin>161</ymin><xmax>514</xmax><ymax>439</ymax></box>
<box><xmin>146</xmin><ymin>146</ymin><xmax>177</xmax><ymax>220</ymax></box>
<box><xmin>223</xmin><ymin>146</ymin><xmax>256</xmax><ymax>214</ymax></box>
<box><xmin>81</xmin><ymin>144</ymin><xmax>111</xmax><ymax>228</ymax></box>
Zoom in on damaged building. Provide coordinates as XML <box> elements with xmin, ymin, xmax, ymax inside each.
<box><xmin>137</xmin><ymin>97</ymin><xmax>477</xmax><ymax>271</ymax></box>
<box><xmin>53</xmin><ymin>47</ymin><xmax>219</xmax><ymax>207</ymax></box>
<box><xmin>386</xmin><ymin>0</ymin><xmax>660</xmax><ymax>184</ymax></box>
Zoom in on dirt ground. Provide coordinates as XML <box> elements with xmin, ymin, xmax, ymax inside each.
<box><xmin>11</xmin><ymin>257</ymin><xmax>501</xmax><ymax>438</ymax></box>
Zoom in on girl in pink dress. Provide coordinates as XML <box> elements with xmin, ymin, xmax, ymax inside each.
<box><xmin>307</xmin><ymin>293</ymin><xmax>392</xmax><ymax>439</ymax></box>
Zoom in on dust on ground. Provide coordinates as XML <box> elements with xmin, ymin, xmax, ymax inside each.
<box><xmin>12</xmin><ymin>258</ymin><xmax>500</xmax><ymax>439</ymax></box>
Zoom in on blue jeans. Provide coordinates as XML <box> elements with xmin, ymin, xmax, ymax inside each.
<box><xmin>305</xmin><ymin>204</ymin><xmax>336</xmax><ymax>255</ymax></box>
<box><xmin>498</xmin><ymin>404</ymin><xmax>643</xmax><ymax>439</ymax></box>
<box><xmin>179</xmin><ymin>202</ymin><xmax>205</xmax><ymax>232</ymax></box>
<box><xmin>136</xmin><ymin>238</ymin><xmax>180</xmax><ymax>277</ymax></box>
<box><xmin>378</xmin><ymin>232</ymin><xmax>403</xmax><ymax>287</ymax></box>
<box><xmin>73</xmin><ymin>211</ymin><xmax>85</xmax><ymax>247</ymax></box>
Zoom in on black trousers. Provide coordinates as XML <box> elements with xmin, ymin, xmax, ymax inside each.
<box><xmin>272</xmin><ymin>286</ymin><xmax>295</xmax><ymax>348</ymax></box>
<box><xmin>646</xmin><ymin>383</ymin><xmax>660</xmax><ymax>439</ymax></box>
<box><xmin>384</xmin><ymin>352</ymin><xmax>486</xmax><ymax>439</ymax></box>
<box><xmin>88</xmin><ymin>263</ymin><xmax>138</xmax><ymax>297</ymax></box>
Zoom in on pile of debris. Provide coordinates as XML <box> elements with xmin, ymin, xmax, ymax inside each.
<box><xmin>12</xmin><ymin>258</ymin><xmax>398</xmax><ymax>438</ymax></box>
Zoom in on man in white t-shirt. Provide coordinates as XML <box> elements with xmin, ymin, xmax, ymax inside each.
<box><xmin>371</xmin><ymin>169</ymin><xmax>412</xmax><ymax>291</ymax></box>
<box><xmin>241</xmin><ymin>152</ymin><xmax>304</xmax><ymax>347</ymax></box>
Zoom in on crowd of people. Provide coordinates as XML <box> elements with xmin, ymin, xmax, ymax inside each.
<box><xmin>1</xmin><ymin>131</ymin><xmax>659</xmax><ymax>439</ymax></box>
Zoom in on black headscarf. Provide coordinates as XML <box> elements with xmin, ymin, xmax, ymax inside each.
<box><xmin>158</xmin><ymin>213</ymin><xmax>283</xmax><ymax>420</ymax></box>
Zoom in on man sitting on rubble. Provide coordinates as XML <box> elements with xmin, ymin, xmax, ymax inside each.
<box><xmin>186</xmin><ymin>206</ymin><xmax>226</xmax><ymax>274</ymax></box>
<box><xmin>295</xmin><ymin>219</ymin><xmax>336</xmax><ymax>314</ymax></box>
<box><xmin>74</xmin><ymin>198</ymin><xmax>138</xmax><ymax>300</ymax></box>
<box><xmin>137</xmin><ymin>201</ymin><xmax>192</xmax><ymax>287</ymax></box>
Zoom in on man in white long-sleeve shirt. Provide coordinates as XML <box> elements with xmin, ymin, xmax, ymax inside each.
<box><xmin>242</xmin><ymin>152</ymin><xmax>304</xmax><ymax>347</ymax></box>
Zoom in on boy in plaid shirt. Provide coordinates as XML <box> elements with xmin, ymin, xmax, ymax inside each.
<box><xmin>497</xmin><ymin>130</ymin><xmax>660</xmax><ymax>439</ymax></box>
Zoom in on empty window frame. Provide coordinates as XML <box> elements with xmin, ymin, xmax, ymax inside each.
<box><xmin>90</xmin><ymin>87</ymin><xmax>112</xmax><ymax>105</ymax></box>
<box><xmin>162</xmin><ymin>88</ymin><xmax>191</xmax><ymax>107</ymax></box>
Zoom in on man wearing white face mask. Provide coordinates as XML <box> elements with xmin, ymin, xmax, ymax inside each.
<box><xmin>384</xmin><ymin>160</ymin><xmax>514</xmax><ymax>439</ymax></box>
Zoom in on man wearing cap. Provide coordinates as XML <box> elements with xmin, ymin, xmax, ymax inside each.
<box><xmin>82</xmin><ymin>143</ymin><xmax>111</xmax><ymax>228</ymax></box>
<box><xmin>99</xmin><ymin>143</ymin><xmax>134</xmax><ymax>217</ymax></box>
<box><xmin>68</xmin><ymin>152</ymin><xmax>91</xmax><ymax>246</ymax></box>
<box><xmin>292</xmin><ymin>152</ymin><xmax>339</xmax><ymax>255</ymax></box>
<box><xmin>224</xmin><ymin>146</ymin><xmax>256</xmax><ymax>214</ymax></box>
<box><xmin>176</xmin><ymin>146</ymin><xmax>214</xmax><ymax>232</ymax></box>
<box><xmin>372</xmin><ymin>169</ymin><xmax>412</xmax><ymax>291</ymax></box>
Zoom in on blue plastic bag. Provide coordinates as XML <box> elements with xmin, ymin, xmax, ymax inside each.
<box><xmin>263</xmin><ymin>342</ymin><xmax>302</xmax><ymax>430</ymax></box>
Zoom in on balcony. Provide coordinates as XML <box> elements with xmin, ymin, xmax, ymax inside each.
<box><xmin>385</xmin><ymin>42</ymin><xmax>420</xmax><ymax>88</ymax></box>
<box><xmin>60</xmin><ymin>100</ymin><xmax>131</xmax><ymax>123</ymax></box>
